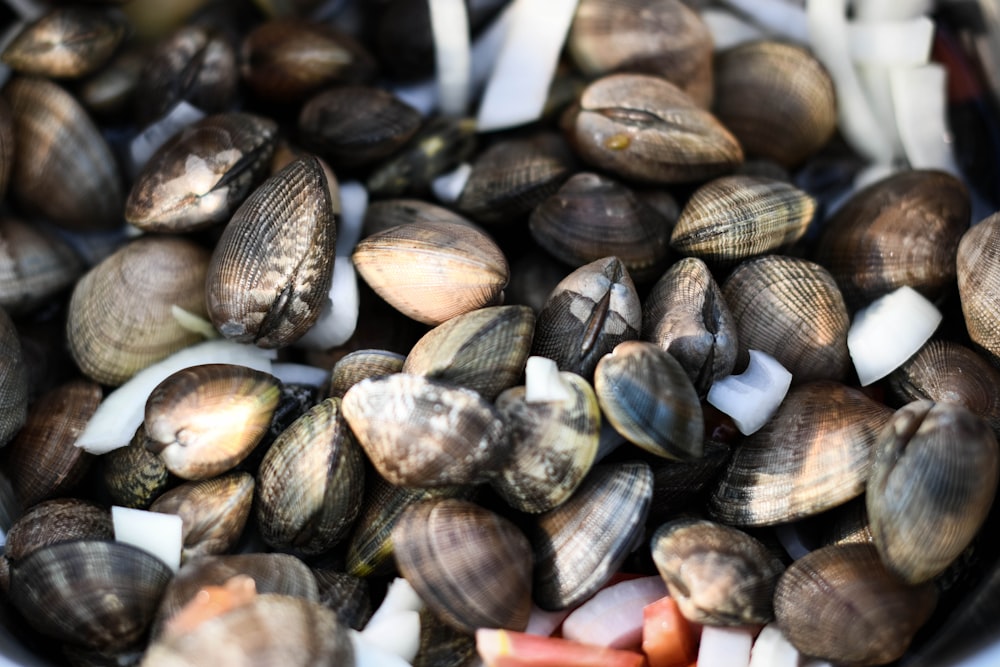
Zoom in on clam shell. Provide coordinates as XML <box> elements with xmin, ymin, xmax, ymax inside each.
<box><xmin>100</xmin><ymin>424</ymin><xmax>172</xmax><ymax>509</ymax></box>
<box><xmin>255</xmin><ymin>397</ymin><xmax>366</xmax><ymax>555</ymax></box>
<box><xmin>651</xmin><ymin>518</ymin><xmax>784</xmax><ymax>625</ymax></box>
<box><xmin>362</xmin><ymin>198</ymin><xmax>473</xmax><ymax>238</ymax></box>
<box><xmin>392</xmin><ymin>498</ymin><xmax>533</xmax><ymax>633</ymax></box>
<box><xmin>4</xmin><ymin>499</ymin><xmax>112</xmax><ymax>563</ymax></box>
<box><xmin>341</xmin><ymin>373</ymin><xmax>509</xmax><ymax>487</ymax></box>
<box><xmin>0</xmin><ymin>216</ymin><xmax>84</xmax><ymax>314</ymax></box>
<box><xmin>0</xmin><ymin>308</ymin><xmax>28</xmax><ymax>448</ymax></box>
<box><xmin>713</xmin><ymin>40</ymin><xmax>837</xmax><ymax>167</ymax></box>
<box><xmin>722</xmin><ymin>255</ymin><xmax>850</xmax><ymax>383</ymax></box>
<box><xmin>775</xmin><ymin>543</ymin><xmax>937</xmax><ymax>666</ymax></box>
<box><xmin>66</xmin><ymin>235</ymin><xmax>211</xmax><ymax>386</ymax></box>
<box><xmin>708</xmin><ymin>381</ymin><xmax>894</xmax><ymax>526</ymax></box>
<box><xmin>670</xmin><ymin>175</ymin><xmax>815</xmax><ymax>264</ymax></box>
<box><xmin>312</xmin><ymin>569</ymin><xmax>371</xmax><ymax>630</ymax></box>
<box><xmin>329</xmin><ymin>349</ymin><xmax>405</xmax><ymax>399</ymax></box>
<box><xmin>2</xmin><ymin>7</ymin><xmax>128</xmax><ymax>78</ymax></box>
<box><xmin>647</xmin><ymin>438</ymin><xmax>731</xmax><ymax>524</ymax></box>
<box><xmin>594</xmin><ymin>340</ymin><xmax>704</xmax><ymax>460</ymax></box>
<box><xmin>958</xmin><ymin>212</ymin><xmax>1000</xmax><ymax>365</ymax></box>
<box><xmin>366</xmin><ymin>117</ymin><xmax>478</xmax><ymax>198</ymax></box>
<box><xmin>867</xmin><ymin>401</ymin><xmax>999</xmax><ymax>584</ymax></box>
<box><xmin>206</xmin><ymin>155</ymin><xmax>339</xmax><ymax>348</ymax></box>
<box><xmin>144</xmin><ymin>364</ymin><xmax>281</xmax><ymax>480</ymax></box>
<box><xmin>532</xmin><ymin>462</ymin><xmax>653</xmax><ymax>610</ymax></box>
<box><xmin>403</xmin><ymin>305</ymin><xmax>535</xmax><ymax>401</ymax></box>
<box><xmin>352</xmin><ymin>220</ymin><xmax>509</xmax><ymax>326</ymax></box>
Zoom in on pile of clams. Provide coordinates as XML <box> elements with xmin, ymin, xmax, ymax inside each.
<box><xmin>0</xmin><ymin>1</ymin><xmax>999</xmax><ymax>666</ymax></box>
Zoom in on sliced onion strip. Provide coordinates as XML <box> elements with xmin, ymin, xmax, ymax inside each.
<box><xmin>429</xmin><ymin>0</ymin><xmax>472</xmax><ymax>116</ymax></box>
<box><xmin>706</xmin><ymin>350</ymin><xmax>792</xmax><ymax>436</ymax></box>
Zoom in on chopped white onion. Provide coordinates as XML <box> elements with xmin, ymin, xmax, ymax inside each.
<box><xmin>561</xmin><ymin>576</ymin><xmax>668</xmax><ymax>649</ymax></box>
<box><xmin>891</xmin><ymin>64</ymin><xmax>962</xmax><ymax>175</ymax></box>
<box><xmin>524</xmin><ymin>605</ymin><xmax>571</xmax><ymax>637</ymax></box>
<box><xmin>856</xmin><ymin>66</ymin><xmax>904</xmax><ymax>158</ymax></box>
<box><xmin>720</xmin><ymin>0</ymin><xmax>809</xmax><ymax>44</ymax></box>
<box><xmin>350</xmin><ymin>630</ymin><xmax>415</xmax><ymax>667</ymax></box>
<box><xmin>848</xmin><ymin>17</ymin><xmax>934</xmax><ymax>65</ymax></box>
<box><xmin>706</xmin><ymin>350</ymin><xmax>792</xmax><ymax>435</ymax></box>
<box><xmin>112</xmin><ymin>506</ymin><xmax>183</xmax><ymax>573</ymax></box>
<box><xmin>429</xmin><ymin>0</ymin><xmax>472</xmax><ymax>115</ymax></box>
<box><xmin>359</xmin><ymin>611</ymin><xmax>421</xmax><ymax>664</ymax></box>
<box><xmin>171</xmin><ymin>305</ymin><xmax>219</xmax><ymax>340</ymax></box>
<box><xmin>852</xmin><ymin>0</ymin><xmax>933</xmax><ymax>22</ymax></box>
<box><xmin>773</xmin><ymin>522</ymin><xmax>813</xmax><ymax>561</ymax></box>
<box><xmin>749</xmin><ymin>624</ymin><xmax>801</xmax><ymax>667</ymax></box>
<box><xmin>470</xmin><ymin>1</ymin><xmax>514</xmax><ymax>93</ymax></box>
<box><xmin>848</xmin><ymin>285</ymin><xmax>942</xmax><ymax>386</ymax></box>
<box><xmin>295</xmin><ymin>259</ymin><xmax>360</xmax><ymax>350</ymax></box>
<box><xmin>129</xmin><ymin>101</ymin><xmax>206</xmax><ymax>173</ymax></box>
<box><xmin>475</xmin><ymin>0</ymin><xmax>579</xmax><ymax>132</ymax></box>
<box><xmin>337</xmin><ymin>180</ymin><xmax>369</xmax><ymax>256</ymax></box>
<box><xmin>366</xmin><ymin>577</ymin><xmax>425</xmax><ymax>629</ymax></box>
<box><xmin>701</xmin><ymin>8</ymin><xmax>766</xmax><ymax>51</ymax></box>
<box><xmin>270</xmin><ymin>362</ymin><xmax>329</xmax><ymax>388</ymax></box>
<box><xmin>74</xmin><ymin>340</ymin><xmax>275</xmax><ymax>454</ymax></box>
<box><xmin>698</xmin><ymin>625</ymin><xmax>755</xmax><ymax>667</ymax></box>
<box><xmin>524</xmin><ymin>356</ymin><xmax>571</xmax><ymax>403</ymax></box>
<box><xmin>432</xmin><ymin>162</ymin><xmax>473</xmax><ymax>204</ymax></box>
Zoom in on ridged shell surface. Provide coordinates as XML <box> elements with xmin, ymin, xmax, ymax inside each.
<box><xmin>4</xmin><ymin>499</ymin><xmax>112</xmax><ymax>563</ymax></box>
<box><xmin>329</xmin><ymin>349</ymin><xmax>405</xmax><ymax>399</ymax></box>
<box><xmin>2</xmin><ymin>7</ymin><xmax>127</xmax><ymax>78</ymax></box>
<box><xmin>0</xmin><ymin>307</ymin><xmax>28</xmax><ymax>447</ymax></box>
<box><xmin>958</xmin><ymin>213</ymin><xmax>1000</xmax><ymax>365</ymax></box>
<box><xmin>100</xmin><ymin>425</ymin><xmax>171</xmax><ymax>509</ymax></box>
<box><xmin>0</xmin><ymin>215</ymin><xmax>83</xmax><ymax>314</ymax></box>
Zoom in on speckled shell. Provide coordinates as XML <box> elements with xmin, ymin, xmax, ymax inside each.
<box><xmin>958</xmin><ymin>213</ymin><xmax>1000</xmax><ymax>365</ymax></box>
<box><xmin>642</xmin><ymin>257</ymin><xmax>737</xmax><ymax>395</ymax></box>
<box><xmin>5</xmin><ymin>379</ymin><xmax>100</xmax><ymax>507</ymax></box>
<box><xmin>529</xmin><ymin>172</ymin><xmax>673</xmax><ymax>282</ymax></box>
<box><xmin>888</xmin><ymin>339</ymin><xmax>1000</xmax><ymax>435</ymax></box>
<box><xmin>392</xmin><ymin>498</ymin><xmax>533</xmax><ymax>633</ymax></box>
<box><xmin>9</xmin><ymin>540</ymin><xmax>173</xmax><ymax>652</ymax></box>
<box><xmin>145</xmin><ymin>364</ymin><xmax>281</xmax><ymax>480</ymax></box>
<box><xmin>352</xmin><ymin>220</ymin><xmax>509</xmax><ymax>326</ymax></box>
<box><xmin>775</xmin><ymin>543</ymin><xmax>937</xmax><ymax>666</ymax></box>
<box><xmin>67</xmin><ymin>236</ymin><xmax>210</xmax><ymax>386</ymax></box>
<box><xmin>0</xmin><ymin>307</ymin><xmax>28</xmax><ymax>448</ymax></box>
<box><xmin>100</xmin><ymin>424</ymin><xmax>172</xmax><ymax>509</ymax></box>
<box><xmin>0</xmin><ymin>216</ymin><xmax>83</xmax><ymax>314</ymax></box>
<box><xmin>341</xmin><ymin>373</ymin><xmax>509</xmax><ymax>487</ymax></box>
<box><xmin>4</xmin><ymin>499</ymin><xmax>112</xmax><ymax>563</ymax></box>
<box><xmin>651</xmin><ymin>518</ymin><xmax>784</xmax><ymax>626</ymax></box>
<box><xmin>670</xmin><ymin>175</ymin><xmax>815</xmax><ymax>264</ymax></box>
<box><xmin>255</xmin><ymin>397</ymin><xmax>365</xmax><ymax>555</ymax></box>
<box><xmin>722</xmin><ymin>255</ymin><xmax>850</xmax><ymax>383</ymax></box>
<box><xmin>206</xmin><ymin>155</ymin><xmax>339</xmax><ymax>348</ymax></box>
<box><xmin>816</xmin><ymin>170</ymin><xmax>969</xmax><ymax>309</ymax></box>
<box><xmin>149</xmin><ymin>472</ymin><xmax>254</xmax><ymax>562</ymax></box>
<box><xmin>713</xmin><ymin>41</ymin><xmax>837</xmax><ymax>167</ymax></box>
<box><xmin>532</xmin><ymin>462</ymin><xmax>653</xmax><ymax>610</ymax></box>
<box><xmin>867</xmin><ymin>401</ymin><xmax>999</xmax><ymax>584</ymax></box>
<box><xmin>595</xmin><ymin>341</ymin><xmax>704</xmax><ymax>460</ymax></box>
<box><xmin>568</xmin><ymin>0</ymin><xmax>714</xmax><ymax>107</ymax></box>
<box><xmin>403</xmin><ymin>305</ymin><xmax>535</xmax><ymax>401</ymax></box>
<box><xmin>4</xmin><ymin>76</ymin><xmax>123</xmax><ymax>231</ymax></box>
<box><xmin>2</xmin><ymin>7</ymin><xmax>127</xmax><ymax>78</ymax></box>
<box><xmin>329</xmin><ymin>349</ymin><xmax>405</xmax><ymax>399</ymax></box>
<box><xmin>493</xmin><ymin>373</ymin><xmax>600</xmax><ymax>513</ymax></box>
<box><xmin>531</xmin><ymin>256</ymin><xmax>641</xmax><ymax>380</ymax></box>
<box><xmin>126</xmin><ymin>113</ymin><xmax>279</xmax><ymax>232</ymax></box>
<box><xmin>569</xmin><ymin>73</ymin><xmax>743</xmax><ymax>184</ymax></box>
<box><xmin>709</xmin><ymin>381</ymin><xmax>894</xmax><ymax>526</ymax></box>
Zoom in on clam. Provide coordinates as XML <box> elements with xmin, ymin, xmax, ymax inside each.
<box><xmin>0</xmin><ymin>307</ymin><xmax>28</xmax><ymax>448</ymax></box>
<box><xmin>722</xmin><ymin>255</ymin><xmax>851</xmax><ymax>383</ymax></box>
<box><xmin>403</xmin><ymin>305</ymin><xmax>535</xmax><ymax>401</ymax></box>
<box><xmin>413</xmin><ymin>607</ymin><xmax>478</xmax><ymax>667</ymax></box>
<box><xmin>532</xmin><ymin>462</ymin><xmax>653</xmax><ymax>610</ymax></box>
<box><xmin>298</xmin><ymin>85</ymin><xmax>422</xmax><ymax>170</ymax></box>
<box><xmin>366</xmin><ymin>117</ymin><xmax>478</xmax><ymax>198</ymax></box>
<box><xmin>206</xmin><ymin>155</ymin><xmax>339</xmax><ymax>348</ymax></box>
<box><xmin>568</xmin><ymin>73</ymin><xmax>743</xmax><ymax>183</ymax></box>
<box><xmin>816</xmin><ymin>170</ymin><xmax>970</xmax><ymax>309</ymax></box>
<box><xmin>709</xmin><ymin>381</ymin><xmax>894</xmax><ymax>526</ymax></box>
<box><xmin>818</xmin><ymin>497</ymin><xmax>874</xmax><ymax>547</ymax></box>
<box><xmin>100</xmin><ymin>424</ymin><xmax>173</xmax><ymax>509</ymax></box>
<box><xmin>341</xmin><ymin>373</ymin><xmax>509</xmax><ymax>487</ymax></box>
<box><xmin>0</xmin><ymin>216</ymin><xmax>84</xmax><ymax>314</ymax></box>
<box><xmin>144</xmin><ymin>364</ymin><xmax>280</xmax><ymax>480</ymax></box>
<box><xmin>867</xmin><ymin>401</ymin><xmax>999</xmax><ymax>584</ymax></box>
<box><xmin>957</xmin><ymin>212</ymin><xmax>1000</xmax><ymax>365</ymax></box>
<box><xmin>77</xmin><ymin>45</ymin><xmax>146</xmax><ymax>118</ymax></box>
<box><xmin>4</xmin><ymin>76</ymin><xmax>123</xmax><ymax>231</ymax></box>
<box><xmin>66</xmin><ymin>235</ymin><xmax>211</xmax><ymax>386</ymax></box>
<box><xmin>149</xmin><ymin>472</ymin><xmax>255</xmax><ymax>561</ymax></box>
<box><xmin>4</xmin><ymin>499</ymin><xmax>113</xmax><ymax>564</ymax></box>
<box><xmin>362</xmin><ymin>198</ymin><xmax>474</xmax><ymax>238</ymax></box>
<box><xmin>529</xmin><ymin>172</ymin><xmax>673</xmax><ymax>282</ymax></box>
<box><xmin>594</xmin><ymin>340</ymin><xmax>704</xmax><ymax>460</ymax></box>
<box><xmin>329</xmin><ymin>349</ymin><xmax>405</xmax><ymax>399</ymax></box>
<box><xmin>670</xmin><ymin>175</ymin><xmax>816</xmax><ymax>265</ymax></box>
<box><xmin>455</xmin><ymin>132</ymin><xmax>575</xmax><ymax>226</ymax></box>
<box><xmin>4</xmin><ymin>379</ymin><xmax>100</xmax><ymax>507</ymax></box>
<box><xmin>531</xmin><ymin>256</ymin><xmax>641</xmax><ymax>380</ymax></box>
<box><xmin>713</xmin><ymin>40</ymin><xmax>837</xmax><ymax>167</ymax></box>
<box><xmin>492</xmin><ymin>372</ymin><xmax>601</xmax><ymax>513</ymax></box>
<box><xmin>312</xmin><ymin>569</ymin><xmax>372</xmax><ymax>630</ymax></box>
<box><xmin>392</xmin><ymin>498</ymin><xmax>533</xmax><ymax>633</ymax></box>
<box><xmin>255</xmin><ymin>397</ymin><xmax>366</xmax><ymax>555</ymax></box>
<box><xmin>651</xmin><ymin>518</ymin><xmax>784</xmax><ymax>626</ymax></box>
<box><xmin>126</xmin><ymin>112</ymin><xmax>279</xmax><ymax>233</ymax></box>
<box><xmin>642</xmin><ymin>257</ymin><xmax>738</xmax><ymax>395</ymax></box>
<box><xmin>8</xmin><ymin>540</ymin><xmax>173</xmax><ymax>652</ymax></box>
<box><xmin>568</xmin><ymin>0</ymin><xmax>714</xmax><ymax>107</ymax></box>
<box><xmin>775</xmin><ymin>543</ymin><xmax>937</xmax><ymax>666</ymax></box>
<box><xmin>352</xmin><ymin>220</ymin><xmax>509</xmax><ymax>326</ymax></box>
<box><xmin>2</xmin><ymin>7</ymin><xmax>128</xmax><ymax>78</ymax></box>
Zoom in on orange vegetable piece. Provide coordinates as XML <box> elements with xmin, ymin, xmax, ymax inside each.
<box><xmin>162</xmin><ymin>574</ymin><xmax>257</xmax><ymax>638</ymax></box>
<box><xmin>642</xmin><ymin>596</ymin><xmax>698</xmax><ymax>667</ymax></box>
<box><xmin>477</xmin><ymin>628</ymin><xmax>646</xmax><ymax>667</ymax></box>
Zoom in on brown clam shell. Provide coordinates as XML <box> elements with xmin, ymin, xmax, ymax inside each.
<box><xmin>361</xmin><ymin>198</ymin><xmax>473</xmax><ymax>238</ymax></box>
<box><xmin>4</xmin><ymin>499</ymin><xmax>112</xmax><ymax>563</ymax></box>
<box><xmin>0</xmin><ymin>307</ymin><xmax>27</xmax><ymax>448</ymax></box>
<box><xmin>958</xmin><ymin>212</ymin><xmax>1000</xmax><ymax>365</ymax></box>
<box><xmin>0</xmin><ymin>216</ymin><xmax>83</xmax><ymax>314</ymax></box>
<box><xmin>392</xmin><ymin>498</ymin><xmax>533</xmax><ymax>633</ymax></box>
<box><xmin>329</xmin><ymin>349</ymin><xmax>405</xmax><ymax>399</ymax></box>
<box><xmin>2</xmin><ymin>7</ymin><xmax>128</xmax><ymax>78</ymax></box>
<box><xmin>100</xmin><ymin>424</ymin><xmax>173</xmax><ymax>509</ymax></box>
<box><xmin>312</xmin><ymin>569</ymin><xmax>371</xmax><ymax>630</ymax></box>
